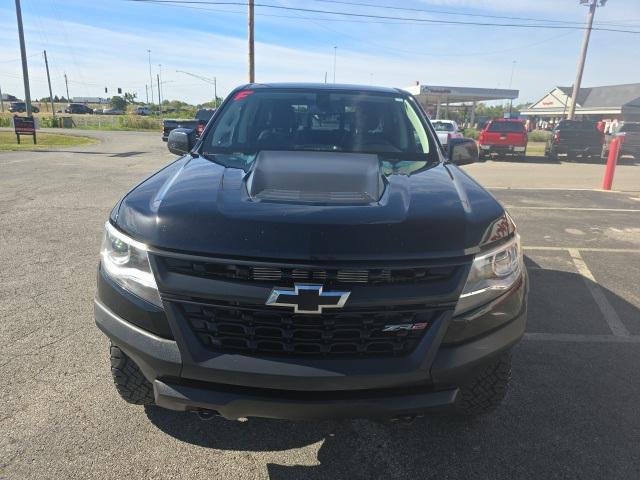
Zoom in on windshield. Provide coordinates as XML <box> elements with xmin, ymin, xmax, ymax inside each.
<box><xmin>432</xmin><ymin>122</ymin><xmax>455</xmax><ymax>132</ymax></box>
<box><xmin>487</xmin><ymin>121</ymin><xmax>525</xmax><ymax>133</ymax></box>
<box><xmin>200</xmin><ymin>89</ymin><xmax>435</xmax><ymax>169</ymax></box>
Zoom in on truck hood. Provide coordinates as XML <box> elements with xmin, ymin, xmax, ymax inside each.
<box><xmin>115</xmin><ymin>155</ymin><xmax>504</xmax><ymax>261</ymax></box>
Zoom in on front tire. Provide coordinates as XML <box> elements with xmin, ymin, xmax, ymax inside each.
<box><xmin>110</xmin><ymin>344</ymin><xmax>155</xmax><ymax>405</ymax></box>
<box><xmin>454</xmin><ymin>352</ymin><xmax>511</xmax><ymax>416</ymax></box>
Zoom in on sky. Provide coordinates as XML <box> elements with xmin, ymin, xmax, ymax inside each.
<box><xmin>1</xmin><ymin>0</ymin><xmax>639</xmax><ymax>106</ymax></box>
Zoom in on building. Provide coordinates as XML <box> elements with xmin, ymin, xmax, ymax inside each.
<box><xmin>404</xmin><ymin>82</ymin><xmax>519</xmax><ymax>125</ymax></box>
<box><xmin>71</xmin><ymin>96</ymin><xmax>109</xmax><ymax>104</ymax></box>
<box><xmin>520</xmin><ymin>83</ymin><xmax>640</xmax><ymax>126</ymax></box>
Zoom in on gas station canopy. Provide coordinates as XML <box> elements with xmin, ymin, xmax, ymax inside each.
<box><xmin>405</xmin><ymin>82</ymin><xmax>519</xmax><ymax>105</ymax></box>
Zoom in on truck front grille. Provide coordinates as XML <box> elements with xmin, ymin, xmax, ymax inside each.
<box><xmin>174</xmin><ymin>300</ymin><xmax>444</xmax><ymax>358</ymax></box>
<box><xmin>161</xmin><ymin>257</ymin><xmax>456</xmax><ymax>286</ymax></box>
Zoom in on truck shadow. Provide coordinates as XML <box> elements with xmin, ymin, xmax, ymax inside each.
<box><xmin>145</xmin><ymin>262</ymin><xmax>640</xmax><ymax>479</ymax></box>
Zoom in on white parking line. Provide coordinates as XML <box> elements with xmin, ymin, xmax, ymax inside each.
<box><xmin>488</xmin><ymin>187</ymin><xmax>638</xmax><ymax>194</ymax></box>
<box><xmin>506</xmin><ymin>206</ymin><xmax>640</xmax><ymax>212</ymax></box>
<box><xmin>567</xmin><ymin>248</ymin><xmax>630</xmax><ymax>337</ymax></box>
<box><xmin>524</xmin><ymin>246</ymin><xmax>640</xmax><ymax>253</ymax></box>
<box><xmin>524</xmin><ymin>333</ymin><xmax>640</xmax><ymax>343</ymax></box>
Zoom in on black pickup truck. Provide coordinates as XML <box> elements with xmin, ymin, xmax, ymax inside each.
<box><xmin>162</xmin><ymin>108</ymin><xmax>215</xmax><ymax>141</ymax></box>
<box><xmin>96</xmin><ymin>83</ymin><xmax>528</xmax><ymax>422</ymax></box>
<box><xmin>545</xmin><ymin>120</ymin><xmax>604</xmax><ymax>160</ymax></box>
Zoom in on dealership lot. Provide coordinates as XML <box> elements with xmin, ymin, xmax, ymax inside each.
<box><xmin>1</xmin><ymin>130</ymin><xmax>639</xmax><ymax>479</ymax></box>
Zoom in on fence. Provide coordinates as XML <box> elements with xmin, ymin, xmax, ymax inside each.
<box><xmin>0</xmin><ymin>112</ymin><xmax>162</xmax><ymax>131</ymax></box>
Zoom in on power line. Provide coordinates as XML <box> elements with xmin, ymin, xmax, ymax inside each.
<box><xmin>127</xmin><ymin>0</ymin><xmax>640</xmax><ymax>33</ymax></box>
<box><xmin>307</xmin><ymin>0</ymin><xmax>634</xmax><ymax>27</ymax></box>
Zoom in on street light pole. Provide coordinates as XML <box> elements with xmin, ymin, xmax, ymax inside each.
<box><xmin>567</xmin><ymin>0</ymin><xmax>601</xmax><ymax>120</ymax></box>
<box><xmin>14</xmin><ymin>0</ymin><xmax>33</xmax><ymax>116</ymax></box>
<box><xmin>333</xmin><ymin>46</ymin><xmax>337</xmax><ymax>83</ymax></box>
<box><xmin>175</xmin><ymin>70</ymin><xmax>218</xmax><ymax>102</ymax></box>
<box><xmin>158</xmin><ymin>64</ymin><xmax>163</xmax><ymax>106</ymax></box>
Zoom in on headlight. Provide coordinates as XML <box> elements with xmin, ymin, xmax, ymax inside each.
<box><xmin>454</xmin><ymin>234</ymin><xmax>523</xmax><ymax>316</ymax></box>
<box><xmin>100</xmin><ymin>222</ymin><xmax>162</xmax><ymax>308</ymax></box>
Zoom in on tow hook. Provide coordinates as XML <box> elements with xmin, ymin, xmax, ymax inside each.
<box><xmin>195</xmin><ymin>409</ymin><xmax>218</xmax><ymax>421</ymax></box>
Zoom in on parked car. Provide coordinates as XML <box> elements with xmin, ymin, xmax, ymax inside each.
<box><xmin>603</xmin><ymin>122</ymin><xmax>640</xmax><ymax>159</ymax></box>
<box><xmin>431</xmin><ymin>120</ymin><xmax>463</xmax><ymax>151</ymax></box>
<box><xmin>478</xmin><ymin>118</ymin><xmax>528</xmax><ymax>160</ymax></box>
<box><xmin>162</xmin><ymin>108</ymin><xmax>215</xmax><ymax>141</ymax></box>
<box><xmin>95</xmin><ymin>83</ymin><xmax>528</xmax><ymax>422</ymax></box>
<box><xmin>99</xmin><ymin>108</ymin><xmax>125</xmax><ymax>115</ymax></box>
<box><xmin>64</xmin><ymin>103</ymin><xmax>94</xmax><ymax>114</ymax></box>
<box><xmin>545</xmin><ymin>120</ymin><xmax>604</xmax><ymax>161</ymax></box>
<box><xmin>134</xmin><ymin>106</ymin><xmax>152</xmax><ymax>116</ymax></box>
<box><xmin>8</xmin><ymin>102</ymin><xmax>40</xmax><ymax>113</ymax></box>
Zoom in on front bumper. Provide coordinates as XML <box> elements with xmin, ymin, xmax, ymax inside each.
<box><xmin>550</xmin><ymin>145</ymin><xmax>601</xmax><ymax>155</ymax></box>
<box><xmin>94</xmin><ymin>277</ymin><xmax>527</xmax><ymax>420</ymax></box>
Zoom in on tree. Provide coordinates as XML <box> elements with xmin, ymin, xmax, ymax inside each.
<box><xmin>110</xmin><ymin>96</ymin><xmax>127</xmax><ymax>110</ymax></box>
<box><xmin>123</xmin><ymin>92</ymin><xmax>137</xmax><ymax>104</ymax></box>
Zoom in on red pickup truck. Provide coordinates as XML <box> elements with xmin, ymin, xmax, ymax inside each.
<box><xmin>478</xmin><ymin>119</ymin><xmax>528</xmax><ymax>160</ymax></box>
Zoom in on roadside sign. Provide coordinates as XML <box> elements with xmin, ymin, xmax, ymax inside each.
<box><xmin>12</xmin><ymin>115</ymin><xmax>37</xmax><ymax>144</ymax></box>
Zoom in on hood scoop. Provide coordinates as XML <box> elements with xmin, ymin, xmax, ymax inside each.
<box><xmin>246</xmin><ymin>150</ymin><xmax>384</xmax><ymax>205</ymax></box>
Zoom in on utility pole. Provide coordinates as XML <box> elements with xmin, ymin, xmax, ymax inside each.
<box><xmin>145</xmin><ymin>84</ymin><xmax>149</xmax><ymax>103</ymax></box>
<box><xmin>64</xmin><ymin>73</ymin><xmax>70</xmax><ymax>101</ymax></box>
<box><xmin>148</xmin><ymin>49</ymin><xmax>154</xmax><ymax>105</ymax></box>
<box><xmin>0</xmin><ymin>84</ymin><xmax>4</xmax><ymax>112</ymax></box>
<box><xmin>157</xmin><ymin>74</ymin><xmax>162</xmax><ymax>117</ymax></box>
<box><xmin>567</xmin><ymin>0</ymin><xmax>603</xmax><ymax>120</ymax></box>
<box><xmin>508</xmin><ymin>60</ymin><xmax>516</xmax><ymax>115</ymax></box>
<box><xmin>333</xmin><ymin>46</ymin><xmax>337</xmax><ymax>83</ymax></box>
<box><xmin>43</xmin><ymin>50</ymin><xmax>55</xmax><ymax>117</ymax></box>
<box><xmin>214</xmin><ymin>77</ymin><xmax>218</xmax><ymax>104</ymax></box>
<box><xmin>15</xmin><ymin>0</ymin><xmax>33</xmax><ymax>116</ymax></box>
<box><xmin>248</xmin><ymin>0</ymin><xmax>255</xmax><ymax>83</ymax></box>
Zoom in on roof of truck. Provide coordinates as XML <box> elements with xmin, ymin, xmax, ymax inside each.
<box><xmin>244</xmin><ymin>82</ymin><xmax>404</xmax><ymax>94</ymax></box>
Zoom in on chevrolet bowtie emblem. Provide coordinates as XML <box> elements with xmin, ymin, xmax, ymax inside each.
<box><xmin>266</xmin><ymin>284</ymin><xmax>351</xmax><ymax>314</ymax></box>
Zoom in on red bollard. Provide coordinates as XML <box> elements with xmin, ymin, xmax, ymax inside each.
<box><xmin>602</xmin><ymin>136</ymin><xmax>623</xmax><ymax>190</ymax></box>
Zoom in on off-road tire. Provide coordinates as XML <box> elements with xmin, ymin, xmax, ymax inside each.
<box><xmin>454</xmin><ymin>352</ymin><xmax>511</xmax><ymax>416</ymax></box>
<box><xmin>110</xmin><ymin>344</ymin><xmax>155</xmax><ymax>405</ymax></box>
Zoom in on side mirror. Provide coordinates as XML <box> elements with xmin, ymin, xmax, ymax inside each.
<box><xmin>167</xmin><ymin>128</ymin><xmax>196</xmax><ymax>156</ymax></box>
<box><xmin>448</xmin><ymin>137</ymin><xmax>479</xmax><ymax>166</ymax></box>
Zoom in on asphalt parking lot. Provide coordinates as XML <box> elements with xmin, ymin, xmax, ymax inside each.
<box><xmin>1</xmin><ymin>130</ymin><xmax>639</xmax><ymax>479</ymax></box>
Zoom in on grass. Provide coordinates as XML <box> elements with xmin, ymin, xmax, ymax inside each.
<box><xmin>0</xmin><ymin>131</ymin><xmax>98</xmax><ymax>151</ymax></box>
<box><xmin>526</xmin><ymin>142</ymin><xmax>546</xmax><ymax>156</ymax></box>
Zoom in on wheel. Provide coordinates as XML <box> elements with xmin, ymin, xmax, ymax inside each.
<box><xmin>110</xmin><ymin>344</ymin><xmax>155</xmax><ymax>405</ymax></box>
<box><xmin>546</xmin><ymin>150</ymin><xmax>557</xmax><ymax>161</ymax></box>
<box><xmin>478</xmin><ymin>152</ymin><xmax>488</xmax><ymax>162</ymax></box>
<box><xmin>453</xmin><ymin>352</ymin><xmax>511</xmax><ymax>416</ymax></box>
